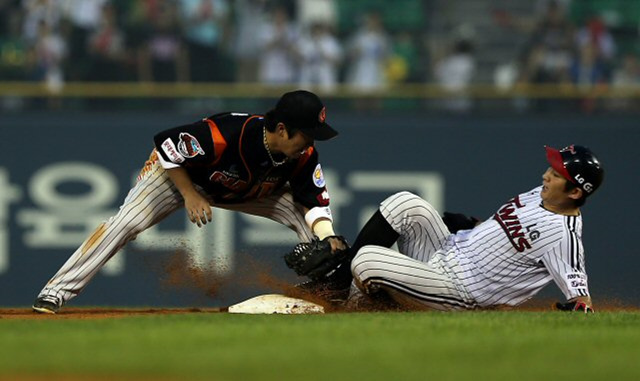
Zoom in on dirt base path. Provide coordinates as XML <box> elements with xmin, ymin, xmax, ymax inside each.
<box><xmin>0</xmin><ymin>307</ymin><xmax>222</xmax><ymax>320</ymax></box>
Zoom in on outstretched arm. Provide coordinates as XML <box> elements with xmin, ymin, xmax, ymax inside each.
<box><xmin>303</xmin><ymin>206</ymin><xmax>347</xmax><ymax>252</ymax></box>
<box><xmin>166</xmin><ymin>167</ymin><xmax>212</xmax><ymax>227</ymax></box>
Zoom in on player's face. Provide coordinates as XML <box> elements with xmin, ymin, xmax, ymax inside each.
<box><xmin>281</xmin><ymin>130</ymin><xmax>314</xmax><ymax>159</ymax></box>
<box><xmin>541</xmin><ymin>167</ymin><xmax>574</xmax><ymax>208</ymax></box>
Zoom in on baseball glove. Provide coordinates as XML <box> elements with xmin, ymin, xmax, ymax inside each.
<box><xmin>555</xmin><ymin>301</ymin><xmax>594</xmax><ymax>313</ymax></box>
<box><xmin>284</xmin><ymin>236</ymin><xmax>350</xmax><ymax>281</ymax></box>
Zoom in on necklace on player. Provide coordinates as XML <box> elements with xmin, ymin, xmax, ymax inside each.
<box><xmin>263</xmin><ymin>126</ymin><xmax>287</xmax><ymax>166</ymax></box>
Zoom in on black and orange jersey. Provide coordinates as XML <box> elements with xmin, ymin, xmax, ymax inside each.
<box><xmin>153</xmin><ymin>112</ymin><xmax>330</xmax><ymax>209</ymax></box>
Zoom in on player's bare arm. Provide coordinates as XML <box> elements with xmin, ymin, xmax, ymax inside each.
<box><xmin>302</xmin><ymin>206</ymin><xmax>348</xmax><ymax>253</ymax></box>
<box><xmin>166</xmin><ymin>167</ymin><xmax>212</xmax><ymax>227</ymax></box>
<box><xmin>314</xmin><ymin>219</ymin><xmax>348</xmax><ymax>252</ymax></box>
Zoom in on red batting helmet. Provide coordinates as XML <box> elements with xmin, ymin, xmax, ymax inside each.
<box><xmin>545</xmin><ymin>145</ymin><xmax>604</xmax><ymax>196</ymax></box>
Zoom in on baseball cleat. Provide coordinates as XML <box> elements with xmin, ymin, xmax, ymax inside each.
<box><xmin>32</xmin><ymin>296</ymin><xmax>60</xmax><ymax>314</ymax></box>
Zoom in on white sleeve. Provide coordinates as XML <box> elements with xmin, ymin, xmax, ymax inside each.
<box><xmin>540</xmin><ymin>244</ymin><xmax>590</xmax><ymax>300</ymax></box>
<box><xmin>156</xmin><ymin>148</ymin><xmax>181</xmax><ymax>169</ymax></box>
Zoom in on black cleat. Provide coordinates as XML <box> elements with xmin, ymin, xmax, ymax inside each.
<box><xmin>32</xmin><ymin>296</ymin><xmax>61</xmax><ymax>314</ymax></box>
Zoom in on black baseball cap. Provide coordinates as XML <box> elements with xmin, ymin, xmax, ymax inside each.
<box><xmin>274</xmin><ymin>90</ymin><xmax>338</xmax><ymax>141</ymax></box>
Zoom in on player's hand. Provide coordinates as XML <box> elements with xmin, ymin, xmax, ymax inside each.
<box><xmin>184</xmin><ymin>193</ymin><xmax>212</xmax><ymax>227</ymax></box>
<box><xmin>327</xmin><ymin>235</ymin><xmax>349</xmax><ymax>253</ymax></box>
<box><xmin>555</xmin><ymin>300</ymin><xmax>594</xmax><ymax>313</ymax></box>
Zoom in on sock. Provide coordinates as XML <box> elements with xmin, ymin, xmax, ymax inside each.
<box><xmin>329</xmin><ymin>210</ymin><xmax>399</xmax><ymax>289</ymax></box>
<box><xmin>350</xmin><ymin>209</ymin><xmax>399</xmax><ymax>260</ymax></box>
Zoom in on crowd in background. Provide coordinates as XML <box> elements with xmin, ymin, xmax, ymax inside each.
<box><xmin>1</xmin><ymin>0</ymin><xmax>639</xmax><ymax>112</ymax></box>
<box><xmin>0</xmin><ymin>0</ymin><xmax>403</xmax><ymax>91</ymax></box>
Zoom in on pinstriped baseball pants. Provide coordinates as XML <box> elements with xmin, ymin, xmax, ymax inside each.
<box><xmin>351</xmin><ymin>191</ymin><xmax>476</xmax><ymax>311</ymax></box>
<box><xmin>37</xmin><ymin>158</ymin><xmax>314</xmax><ymax>306</ymax></box>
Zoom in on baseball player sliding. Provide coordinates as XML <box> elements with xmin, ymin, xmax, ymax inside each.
<box><xmin>286</xmin><ymin>145</ymin><xmax>604</xmax><ymax>312</ymax></box>
<box><xmin>347</xmin><ymin>145</ymin><xmax>604</xmax><ymax>312</ymax></box>
<box><xmin>32</xmin><ymin>90</ymin><xmax>347</xmax><ymax>314</ymax></box>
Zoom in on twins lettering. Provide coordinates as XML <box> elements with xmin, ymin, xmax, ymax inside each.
<box><xmin>493</xmin><ymin>196</ymin><xmax>532</xmax><ymax>252</ymax></box>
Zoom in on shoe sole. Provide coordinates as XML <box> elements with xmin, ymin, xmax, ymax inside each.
<box><xmin>32</xmin><ymin>306</ymin><xmax>57</xmax><ymax>314</ymax></box>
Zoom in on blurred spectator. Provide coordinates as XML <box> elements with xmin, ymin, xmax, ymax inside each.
<box><xmin>21</xmin><ymin>0</ymin><xmax>62</xmax><ymax>43</ymax></box>
<box><xmin>138</xmin><ymin>0</ymin><xmax>189</xmax><ymax>82</ymax></box>
<box><xmin>613</xmin><ymin>54</ymin><xmax>640</xmax><ymax>86</ymax></box>
<box><xmin>231</xmin><ymin>0</ymin><xmax>268</xmax><ymax>82</ymax></box>
<box><xmin>1</xmin><ymin>7</ymin><xmax>31</xmax><ymax>80</ymax></box>
<box><xmin>575</xmin><ymin>17</ymin><xmax>616</xmax><ymax>77</ymax></box>
<box><xmin>296</xmin><ymin>0</ymin><xmax>337</xmax><ymax>30</ymax></box>
<box><xmin>569</xmin><ymin>42</ymin><xmax>608</xmax><ymax>113</ymax></box>
<box><xmin>257</xmin><ymin>5</ymin><xmax>298</xmax><ymax>85</ymax></box>
<box><xmin>178</xmin><ymin>0</ymin><xmax>230</xmax><ymax>82</ymax></box>
<box><xmin>570</xmin><ymin>41</ymin><xmax>608</xmax><ymax>86</ymax></box>
<box><xmin>609</xmin><ymin>53</ymin><xmax>640</xmax><ymax>112</ymax></box>
<box><xmin>345</xmin><ymin>12</ymin><xmax>391</xmax><ymax>92</ymax></box>
<box><xmin>59</xmin><ymin>0</ymin><xmax>109</xmax><ymax>80</ymax></box>
<box><xmin>386</xmin><ymin>31</ymin><xmax>419</xmax><ymax>83</ymax></box>
<box><xmin>569</xmin><ymin>17</ymin><xmax>615</xmax><ymax>114</ymax></box>
<box><xmin>296</xmin><ymin>22</ymin><xmax>342</xmax><ymax>92</ymax></box>
<box><xmin>433</xmin><ymin>38</ymin><xmax>476</xmax><ymax>113</ymax></box>
<box><xmin>122</xmin><ymin>0</ymin><xmax>156</xmax><ymax>49</ymax></box>
<box><xmin>86</xmin><ymin>3</ymin><xmax>127</xmax><ymax>81</ymax></box>
<box><xmin>522</xmin><ymin>0</ymin><xmax>575</xmax><ymax>84</ymax></box>
<box><xmin>30</xmin><ymin>20</ymin><xmax>66</xmax><ymax>93</ymax></box>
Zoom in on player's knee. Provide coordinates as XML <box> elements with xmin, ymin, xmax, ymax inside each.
<box><xmin>387</xmin><ymin>191</ymin><xmax>420</xmax><ymax>203</ymax></box>
<box><xmin>385</xmin><ymin>191</ymin><xmax>431</xmax><ymax>211</ymax></box>
<box><xmin>351</xmin><ymin>245</ymin><xmax>378</xmax><ymax>282</ymax></box>
<box><xmin>351</xmin><ymin>247</ymin><xmax>383</xmax><ymax>295</ymax></box>
<box><xmin>383</xmin><ymin>192</ymin><xmax>437</xmax><ymax>224</ymax></box>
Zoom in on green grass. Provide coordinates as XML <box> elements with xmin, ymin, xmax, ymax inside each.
<box><xmin>2</xmin><ymin>311</ymin><xmax>640</xmax><ymax>381</ymax></box>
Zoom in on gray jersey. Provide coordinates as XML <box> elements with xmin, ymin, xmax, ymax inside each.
<box><xmin>351</xmin><ymin>188</ymin><xmax>589</xmax><ymax>310</ymax></box>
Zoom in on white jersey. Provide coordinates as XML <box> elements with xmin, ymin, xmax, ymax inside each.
<box><xmin>454</xmin><ymin>186</ymin><xmax>589</xmax><ymax>306</ymax></box>
<box><xmin>351</xmin><ymin>188</ymin><xmax>590</xmax><ymax>310</ymax></box>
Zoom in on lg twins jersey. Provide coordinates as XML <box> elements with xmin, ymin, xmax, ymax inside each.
<box><xmin>453</xmin><ymin>186</ymin><xmax>589</xmax><ymax>307</ymax></box>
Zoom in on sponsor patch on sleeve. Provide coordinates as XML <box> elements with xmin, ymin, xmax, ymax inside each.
<box><xmin>177</xmin><ymin>132</ymin><xmax>205</xmax><ymax>158</ymax></box>
<box><xmin>312</xmin><ymin>164</ymin><xmax>326</xmax><ymax>188</ymax></box>
<box><xmin>316</xmin><ymin>189</ymin><xmax>330</xmax><ymax>206</ymax></box>
<box><xmin>565</xmin><ymin>272</ymin><xmax>588</xmax><ymax>290</ymax></box>
<box><xmin>161</xmin><ymin>138</ymin><xmax>185</xmax><ymax>163</ymax></box>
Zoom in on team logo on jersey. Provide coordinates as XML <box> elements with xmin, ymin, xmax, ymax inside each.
<box><xmin>177</xmin><ymin>133</ymin><xmax>205</xmax><ymax>158</ymax></box>
<box><xmin>526</xmin><ymin>224</ymin><xmax>541</xmax><ymax>241</ymax></box>
<box><xmin>565</xmin><ymin>272</ymin><xmax>588</xmax><ymax>290</ymax></box>
<box><xmin>161</xmin><ymin>138</ymin><xmax>185</xmax><ymax>163</ymax></box>
<box><xmin>492</xmin><ymin>195</ymin><xmax>532</xmax><ymax>252</ymax></box>
<box><xmin>312</xmin><ymin>164</ymin><xmax>326</xmax><ymax>188</ymax></box>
